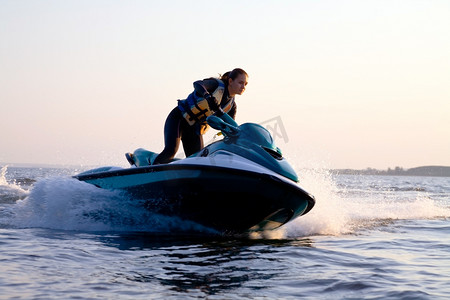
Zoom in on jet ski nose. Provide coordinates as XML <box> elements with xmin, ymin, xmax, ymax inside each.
<box><xmin>250</xmin><ymin>208</ymin><xmax>295</xmax><ymax>231</ymax></box>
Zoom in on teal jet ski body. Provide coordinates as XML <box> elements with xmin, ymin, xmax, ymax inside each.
<box><xmin>75</xmin><ymin>115</ymin><xmax>315</xmax><ymax>234</ymax></box>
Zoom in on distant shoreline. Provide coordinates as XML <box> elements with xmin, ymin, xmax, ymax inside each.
<box><xmin>332</xmin><ymin>166</ymin><xmax>450</xmax><ymax>177</ymax></box>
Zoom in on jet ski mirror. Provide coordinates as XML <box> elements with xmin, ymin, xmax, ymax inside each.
<box><xmin>207</xmin><ymin>115</ymin><xmax>240</xmax><ymax>137</ymax></box>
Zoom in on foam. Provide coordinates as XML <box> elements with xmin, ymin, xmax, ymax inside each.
<box><xmin>3</xmin><ymin>164</ymin><xmax>449</xmax><ymax>238</ymax></box>
<box><xmin>6</xmin><ymin>176</ymin><xmax>214</xmax><ymax>233</ymax></box>
<box><xmin>281</xmin><ymin>164</ymin><xmax>450</xmax><ymax>239</ymax></box>
<box><xmin>0</xmin><ymin>166</ymin><xmax>29</xmax><ymax>203</ymax></box>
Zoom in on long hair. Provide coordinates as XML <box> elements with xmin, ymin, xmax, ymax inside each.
<box><xmin>220</xmin><ymin>68</ymin><xmax>248</xmax><ymax>86</ymax></box>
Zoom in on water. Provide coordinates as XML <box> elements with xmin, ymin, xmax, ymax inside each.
<box><xmin>1</xmin><ymin>164</ymin><xmax>449</xmax><ymax>299</ymax></box>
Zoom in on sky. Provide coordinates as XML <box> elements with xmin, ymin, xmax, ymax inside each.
<box><xmin>1</xmin><ymin>0</ymin><xmax>449</xmax><ymax>170</ymax></box>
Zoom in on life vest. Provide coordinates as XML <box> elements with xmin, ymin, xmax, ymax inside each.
<box><xmin>178</xmin><ymin>79</ymin><xmax>233</xmax><ymax>126</ymax></box>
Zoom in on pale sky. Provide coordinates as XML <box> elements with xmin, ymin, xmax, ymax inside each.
<box><xmin>1</xmin><ymin>0</ymin><xmax>449</xmax><ymax>169</ymax></box>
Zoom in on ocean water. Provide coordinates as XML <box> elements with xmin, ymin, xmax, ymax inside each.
<box><xmin>0</xmin><ymin>164</ymin><xmax>449</xmax><ymax>299</ymax></box>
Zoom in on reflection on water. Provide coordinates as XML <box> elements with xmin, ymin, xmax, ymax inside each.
<box><xmin>97</xmin><ymin>233</ymin><xmax>314</xmax><ymax>294</ymax></box>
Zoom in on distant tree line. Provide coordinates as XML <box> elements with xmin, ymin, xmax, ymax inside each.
<box><xmin>333</xmin><ymin>166</ymin><xmax>450</xmax><ymax>177</ymax></box>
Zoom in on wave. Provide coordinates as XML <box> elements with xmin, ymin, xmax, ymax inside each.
<box><xmin>0</xmin><ymin>166</ymin><xmax>29</xmax><ymax>203</ymax></box>
<box><xmin>1</xmin><ymin>164</ymin><xmax>449</xmax><ymax>238</ymax></box>
<box><xmin>281</xmin><ymin>166</ymin><xmax>450</xmax><ymax>238</ymax></box>
<box><xmin>336</xmin><ymin>185</ymin><xmax>429</xmax><ymax>193</ymax></box>
<box><xmin>2</xmin><ymin>176</ymin><xmax>216</xmax><ymax>234</ymax></box>
<box><xmin>12</xmin><ymin>177</ymin><xmax>37</xmax><ymax>186</ymax></box>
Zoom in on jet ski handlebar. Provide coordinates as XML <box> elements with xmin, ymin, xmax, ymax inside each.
<box><xmin>207</xmin><ymin>114</ymin><xmax>240</xmax><ymax>137</ymax></box>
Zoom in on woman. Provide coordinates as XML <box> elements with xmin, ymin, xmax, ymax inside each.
<box><xmin>153</xmin><ymin>68</ymin><xmax>248</xmax><ymax>165</ymax></box>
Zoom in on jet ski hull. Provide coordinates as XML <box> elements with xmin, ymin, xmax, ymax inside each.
<box><xmin>75</xmin><ymin>164</ymin><xmax>315</xmax><ymax>233</ymax></box>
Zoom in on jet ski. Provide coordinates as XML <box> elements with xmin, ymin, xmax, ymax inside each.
<box><xmin>75</xmin><ymin>114</ymin><xmax>315</xmax><ymax>234</ymax></box>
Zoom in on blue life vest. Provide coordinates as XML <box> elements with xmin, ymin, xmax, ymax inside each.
<box><xmin>178</xmin><ymin>79</ymin><xmax>233</xmax><ymax>126</ymax></box>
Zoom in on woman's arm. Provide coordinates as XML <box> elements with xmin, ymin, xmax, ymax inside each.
<box><xmin>193</xmin><ymin>78</ymin><xmax>219</xmax><ymax>97</ymax></box>
<box><xmin>193</xmin><ymin>78</ymin><xmax>222</xmax><ymax>113</ymax></box>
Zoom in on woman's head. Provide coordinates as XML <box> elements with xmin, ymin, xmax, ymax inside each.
<box><xmin>221</xmin><ymin>68</ymin><xmax>248</xmax><ymax>97</ymax></box>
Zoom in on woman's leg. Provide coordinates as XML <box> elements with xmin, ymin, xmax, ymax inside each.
<box><xmin>153</xmin><ymin>108</ymin><xmax>182</xmax><ymax>164</ymax></box>
<box><xmin>181</xmin><ymin>123</ymin><xmax>204</xmax><ymax>157</ymax></box>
